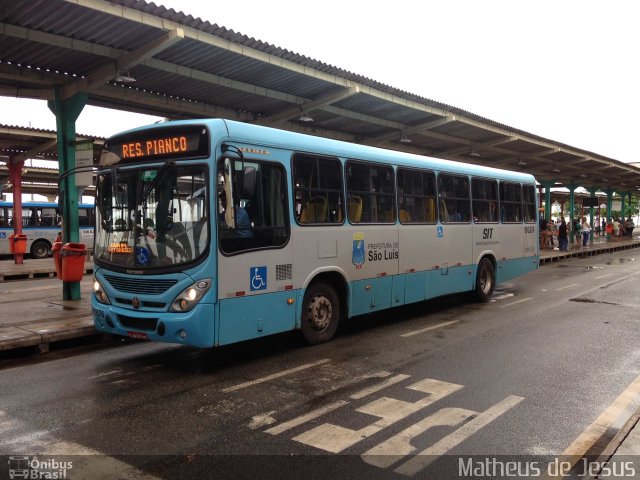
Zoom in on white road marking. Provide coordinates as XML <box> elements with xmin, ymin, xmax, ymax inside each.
<box><xmin>556</xmin><ymin>283</ymin><xmax>580</xmax><ymax>291</ymax></box>
<box><xmin>491</xmin><ymin>293</ymin><xmax>515</xmax><ymax>301</ymax></box>
<box><xmin>248</xmin><ymin>411</ymin><xmax>277</xmax><ymax>430</ymax></box>
<box><xmin>595</xmin><ymin>273</ymin><xmax>614</xmax><ymax>280</ymax></box>
<box><xmin>350</xmin><ymin>374</ymin><xmax>411</xmax><ymax>399</ymax></box>
<box><xmin>0</xmin><ymin>410</ymin><xmax>159</xmax><ymax>479</ymax></box>
<box><xmin>222</xmin><ymin>358</ymin><xmax>331</xmax><ymax>393</ymax></box>
<box><xmin>362</xmin><ymin>407</ymin><xmax>476</xmax><ymax>468</ymax></box>
<box><xmin>88</xmin><ymin>370</ymin><xmax>123</xmax><ymax>379</ymax></box>
<box><xmin>265</xmin><ymin>401</ymin><xmax>349</xmax><ymax>435</ymax></box>
<box><xmin>499</xmin><ymin>297</ymin><xmax>533</xmax><ymax>308</ymax></box>
<box><xmin>394</xmin><ymin>395</ymin><xmax>525</xmax><ymax>476</ymax></box>
<box><xmin>264</xmin><ymin>372</ymin><xmax>404</xmax><ymax>435</ymax></box>
<box><xmin>400</xmin><ymin>320</ymin><xmax>460</xmax><ymax>338</ymax></box>
<box><xmin>293</xmin><ymin>378</ymin><xmax>462</xmax><ymax>453</ymax></box>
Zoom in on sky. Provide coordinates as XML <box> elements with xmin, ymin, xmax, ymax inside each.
<box><xmin>1</xmin><ymin>0</ymin><xmax>639</xmax><ymax>163</ymax></box>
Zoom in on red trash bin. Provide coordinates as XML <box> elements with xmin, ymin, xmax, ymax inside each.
<box><xmin>60</xmin><ymin>243</ymin><xmax>87</xmax><ymax>282</ymax></box>
<box><xmin>52</xmin><ymin>241</ymin><xmax>63</xmax><ymax>279</ymax></box>
<box><xmin>11</xmin><ymin>234</ymin><xmax>27</xmax><ymax>254</ymax></box>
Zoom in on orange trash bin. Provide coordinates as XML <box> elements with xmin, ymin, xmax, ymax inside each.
<box><xmin>12</xmin><ymin>234</ymin><xmax>27</xmax><ymax>254</ymax></box>
<box><xmin>60</xmin><ymin>243</ymin><xmax>87</xmax><ymax>282</ymax></box>
<box><xmin>52</xmin><ymin>241</ymin><xmax>63</xmax><ymax>278</ymax></box>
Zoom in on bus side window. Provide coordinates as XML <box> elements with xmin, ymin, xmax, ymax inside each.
<box><xmin>293</xmin><ymin>153</ymin><xmax>343</xmax><ymax>225</ymax></box>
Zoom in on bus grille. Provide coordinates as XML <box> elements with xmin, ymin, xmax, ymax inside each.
<box><xmin>104</xmin><ymin>275</ymin><xmax>178</xmax><ymax>295</ymax></box>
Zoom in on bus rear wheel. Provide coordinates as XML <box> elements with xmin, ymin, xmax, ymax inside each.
<box><xmin>30</xmin><ymin>240</ymin><xmax>50</xmax><ymax>260</ymax></box>
<box><xmin>473</xmin><ymin>258</ymin><xmax>495</xmax><ymax>302</ymax></box>
<box><xmin>301</xmin><ymin>282</ymin><xmax>340</xmax><ymax>345</ymax></box>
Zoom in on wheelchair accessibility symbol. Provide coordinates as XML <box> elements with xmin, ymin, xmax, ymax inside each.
<box><xmin>250</xmin><ymin>266</ymin><xmax>267</xmax><ymax>291</ymax></box>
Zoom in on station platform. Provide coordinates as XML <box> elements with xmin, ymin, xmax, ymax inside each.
<box><xmin>0</xmin><ymin>258</ymin><xmax>95</xmax><ymax>353</ymax></box>
<box><xmin>1</xmin><ymin>235</ymin><xmax>640</xmax><ymax>354</ymax></box>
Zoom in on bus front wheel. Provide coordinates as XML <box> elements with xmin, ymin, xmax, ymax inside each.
<box><xmin>30</xmin><ymin>240</ymin><xmax>50</xmax><ymax>260</ymax></box>
<box><xmin>473</xmin><ymin>258</ymin><xmax>495</xmax><ymax>302</ymax></box>
<box><xmin>301</xmin><ymin>282</ymin><xmax>340</xmax><ymax>345</ymax></box>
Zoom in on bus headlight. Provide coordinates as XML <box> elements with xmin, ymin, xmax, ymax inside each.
<box><xmin>92</xmin><ymin>276</ymin><xmax>111</xmax><ymax>305</ymax></box>
<box><xmin>170</xmin><ymin>279</ymin><xmax>212</xmax><ymax>312</ymax></box>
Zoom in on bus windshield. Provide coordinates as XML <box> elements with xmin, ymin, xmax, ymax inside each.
<box><xmin>94</xmin><ymin>163</ymin><xmax>209</xmax><ymax>269</ymax></box>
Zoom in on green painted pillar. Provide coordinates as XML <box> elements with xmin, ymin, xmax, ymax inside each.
<box><xmin>568</xmin><ymin>184</ymin><xmax>576</xmax><ymax>244</ymax></box>
<box><xmin>540</xmin><ymin>180</ymin><xmax>554</xmax><ymax>222</ymax></box>
<box><xmin>621</xmin><ymin>191</ymin><xmax>626</xmax><ymax>223</ymax></box>
<box><xmin>48</xmin><ymin>88</ymin><xmax>87</xmax><ymax>300</ymax></box>
<box><xmin>606</xmin><ymin>189</ymin><xmax>613</xmax><ymax>240</ymax></box>
<box><xmin>588</xmin><ymin>187</ymin><xmax>596</xmax><ymax>244</ymax></box>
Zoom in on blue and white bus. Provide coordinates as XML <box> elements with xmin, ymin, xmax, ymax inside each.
<box><xmin>91</xmin><ymin>119</ymin><xmax>539</xmax><ymax>347</ymax></box>
<box><xmin>0</xmin><ymin>201</ymin><xmax>95</xmax><ymax>258</ymax></box>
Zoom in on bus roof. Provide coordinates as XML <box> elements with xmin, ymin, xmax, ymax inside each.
<box><xmin>108</xmin><ymin>118</ymin><xmax>535</xmax><ymax>184</ymax></box>
<box><xmin>220</xmin><ymin>119</ymin><xmax>535</xmax><ymax>184</ymax></box>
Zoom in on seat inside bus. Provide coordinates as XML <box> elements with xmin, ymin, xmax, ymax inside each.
<box><xmin>348</xmin><ymin>196</ymin><xmax>362</xmax><ymax>223</ymax></box>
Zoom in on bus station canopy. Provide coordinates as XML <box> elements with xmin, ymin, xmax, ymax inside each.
<box><xmin>0</xmin><ymin>124</ymin><xmax>102</xmax><ymax>195</ymax></box>
<box><xmin>1</xmin><ymin>0</ymin><xmax>639</xmax><ymax>195</ymax></box>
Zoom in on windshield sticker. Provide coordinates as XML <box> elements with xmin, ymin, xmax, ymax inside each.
<box><xmin>135</xmin><ymin>246</ymin><xmax>150</xmax><ymax>265</ymax></box>
<box><xmin>352</xmin><ymin>232</ymin><xmax>365</xmax><ymax>269</ymax></box>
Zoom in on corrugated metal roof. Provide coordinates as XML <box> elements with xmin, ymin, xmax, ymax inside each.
<box><xmin>1</xmin><ymin>0</ymin><xmax>639</xmax><ymax>193</ymax></box>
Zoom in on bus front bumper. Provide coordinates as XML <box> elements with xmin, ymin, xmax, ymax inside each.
<box><xmin>91</xmin><ymin>297</ymin><xmax>216</xmax><ymax>348</ymax></box>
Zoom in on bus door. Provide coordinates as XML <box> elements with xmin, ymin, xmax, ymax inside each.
<box><xmin>216</xmin><ymin>157</ymin><xmax>295</xmax><ymax>345</ymax></box>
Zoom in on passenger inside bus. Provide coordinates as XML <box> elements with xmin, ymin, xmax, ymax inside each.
<box><xmin>219</xmin><ymin>190</ymin><xmax>253</xmax><ymax>238</ymax></box>
<box><xmin>29</xmin><ymin>210</ymin><xmax>40</xmax><ymax>226</ymax></box>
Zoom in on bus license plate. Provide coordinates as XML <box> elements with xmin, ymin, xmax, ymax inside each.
<box><xmin>127</xmin><ymin>331</ymin><xmax>149</xmax><ymax>340</ymax></box>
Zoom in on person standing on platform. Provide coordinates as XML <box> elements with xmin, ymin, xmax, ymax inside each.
<box><xmin>581</xmin><ymin>216</ymin><xmax>591</xmax><ymax>247</ymax></box>
<box><xmin>558</xmin><ymin>217</ymin><xmax>568</xmax><ymax>251</ymax></box>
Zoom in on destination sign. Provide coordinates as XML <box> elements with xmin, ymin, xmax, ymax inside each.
<box><xmin>121</xmin><ymin>135</ymin><xmax>190</xmax><ymax>159</ymax></box>
<box><xmin>101</xmin><ymin>125</ymin><xmax>209</xmax><ymax>166</ymax></box>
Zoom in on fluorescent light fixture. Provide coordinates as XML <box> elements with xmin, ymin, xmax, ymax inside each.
<box><xmin>298</xmin><ymin>112</ymin><xmax>314</xmax><ymax>122</ymax></box>
<box><xmin>399</xmin><ymin>135</ymin><xmax>412</xmax><ymax>144</ymax></box>
<box><xmin>114</xmin><ymin>70</ymin><xmax>136</xmax><ymax>83</ymax></box>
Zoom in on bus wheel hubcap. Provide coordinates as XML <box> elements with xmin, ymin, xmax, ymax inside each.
<box><xmin>481</xmin><ymin>269</ymin><xmax>491</xmax><ymax>293</ymax></box>
<box><xmin>309</xmin><ymin>295</ymin><xmax>332</xmax><ymax>330</ymax></box>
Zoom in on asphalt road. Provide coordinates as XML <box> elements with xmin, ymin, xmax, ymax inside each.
<box><xmin>1</xmin><ymin>251</ymin><xmax>640</xmax><ymax>479</ymax></box>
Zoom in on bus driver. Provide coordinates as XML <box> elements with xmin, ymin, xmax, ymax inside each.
<box><xmin>219</xmin><ymin>190</ymin><xmax>253</xmax><ymax>238</ymax></box>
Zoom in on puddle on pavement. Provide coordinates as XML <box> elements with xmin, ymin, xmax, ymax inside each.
<box><xmin>605</xmin><ymin>258</ymin><xmax>636</xmax><ymax>265</ymax></box>
<box><xmin>570</xmin><ymin>297</ymin><xmax>619</xmax><ymax>305</ymax></box>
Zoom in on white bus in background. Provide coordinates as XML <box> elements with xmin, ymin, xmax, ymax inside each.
<box><xmin>0</xmin><ymin>201</ymin><xmax>94</xmax><ymax>258</ymax></box>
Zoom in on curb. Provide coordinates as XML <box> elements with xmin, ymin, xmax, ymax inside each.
<box><xmin>586</xmin><ymin>409</ymin><xmax>640</xmax><ymax>480</ymax></box>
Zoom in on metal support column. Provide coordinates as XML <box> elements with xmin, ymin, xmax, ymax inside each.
<box><xmin>568</xmin><ymin>184</ymin><xmax>576</xmax><ymax>244</ymax></box>
<box><xmin>621</xmin><ymin>191</ymin><xmax>626</xmax><ymax>223</ymax></box>
<box><xmin>48</xmin><ymin>88</ymin><xmax>87</xmax><ymax>300</ymax></box>
<box><xmin>8</xmin><ymin>155</ymin><xmax>24</xmax><ymax>264</ymax></box>
<box><xmin>540</xmin><ymin>180</ymin><xmax>554</xmax><ymax>222</ymax></box>
<box><xmin>588</xmin><ymin>187</ymin><xmax>596</xmax><ymax>244</ymax></box>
